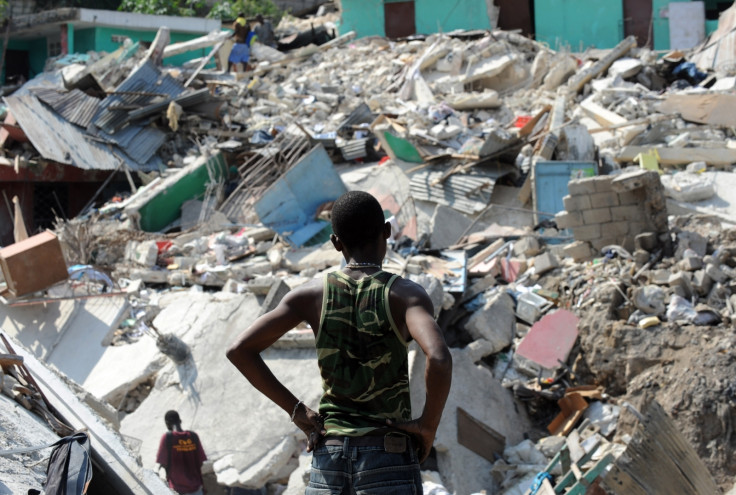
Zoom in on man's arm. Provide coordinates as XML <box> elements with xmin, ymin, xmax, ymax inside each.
<box><xmin>389</xmin><ymin>280</ymin><xmax>452</xmax><ymax>463</ymax></box>
<box><xmin>226</xmin><ymin>285</ymin><xmax>325</xmax><ymax>450</ymax></box>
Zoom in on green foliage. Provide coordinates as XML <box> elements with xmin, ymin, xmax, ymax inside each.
<box><xmin>117</xmin><ymin>0</ymin><xmax>208</xmax><ymax>17</ymax></box>
<box><xmin>206</xmin><ymin>0</ymin><xmax>284</xmax><ymax>25</ymax></box>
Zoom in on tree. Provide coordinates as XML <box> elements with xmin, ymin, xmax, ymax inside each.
<box><xmin>207</xmin><ymin>0</ymin><xmax>283</xmax><ymax>24</ymax></box>
<box><xmin>117</xmin><ymin>0</ymin><xmax>207</xmax><ymax>17</ymax></box>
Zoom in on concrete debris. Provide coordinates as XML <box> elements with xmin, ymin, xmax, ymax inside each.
<box><xmin>3</xmin><ymin>8</ymin><xmax>736</xmax><ymax>495</ymax></box>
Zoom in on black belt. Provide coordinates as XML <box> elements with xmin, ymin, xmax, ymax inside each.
<box><xmin>320</xmin><ymin>435</ymin><xmax>411</xmax><ymax>453</ymax></box>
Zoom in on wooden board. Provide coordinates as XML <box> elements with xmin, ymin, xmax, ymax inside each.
<box><xmin>617</xmin><ymin>146</ymin><xmax>736</xmax><ymax>168</ymax></box>
<box><xmin>456</xmin><ymin>407</ymin><xmax>505</xmax><ymax>462</ymax></box>
<box><xmin>657</xmin><ymin>93</ymin><xmax>736</xmax><ymax>128</ymax></box>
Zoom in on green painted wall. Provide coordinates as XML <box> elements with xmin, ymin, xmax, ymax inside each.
<box><xmin>74</xmin><ymin>28</ymin><xmax>97</xmax><ymax>52</ymax></box>
<box><xmin>535</xmin><ymin>0</ymin><xmax>624</xmax><ymax>50</ymax></box>
<box><xmin>652</xmin><ymin>0</ymin><xmax>691</xmax><ymax>50</ymax></box>
<box><xmin>339</xmin><ymin>0</ymin><xmax>385</xmax><ymax>39</ymax></box>
<box><xmin>6</xmin><ymin>38</ymin><xmax>48</xmax><ymax>79</ymax></box>
<box><xmin>340</xmin><ymin>0</ymin><xmax>491</xmax><ymax>38</ymax></box>
<box><xmin>89</xmin><ymin>27</ymin><xmax>207</xmax><ymax>66</ymax></box>
<box><xmin>415</xmin><ymin>0</ymin><xmax>492</xmax><ymax>34</ymax></box>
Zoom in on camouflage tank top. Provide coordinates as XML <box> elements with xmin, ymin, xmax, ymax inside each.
<box><xmin>317</xmin><ymin>270</ymin><xmax>412</xmax><ymax>436</ymax></box>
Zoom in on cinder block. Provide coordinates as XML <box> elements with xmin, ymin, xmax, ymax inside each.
<box><xmin>259</xmin><ymin>279</ymin><xmax>292</xmax><ymax>316</ymax></box>
<box><xmin>589</xmin><ymin>192</ymin><xmax>620</xmax><ymax>208</ymax></box>
<box><xmin>592</xmin><ymin>176</ymin><xmax>614</xmax><ymax>192</ymax></box>
<box><xmin>563</xmin><ymin>194</ymin><xmax>592</xmax><ymax>212</ymax></box>
<box><xmin>513</xmin><ymin>236</ymin><xmax>542</xmax><ymax>258</ymax></box>
<box><xmin>583</xmin><ymin>207</ymin><xmax>612</xmax><ymax>224</ymax></box>
<box><xmin>563</xmin><ymin>241</ymin><xmax>594</xmax><ymax>261</ymax></box>
<box><xmin>669</xmin><ymin>271</ymin><xmax>694</xmax><ymax>300</ymax></box>
<box><xmin>617</xmin><ymin>190</ymin><xmax>641</xmax><ymax>205</ymax></box>
<box><xmin>601</xmin><ymin>221</ymin><xmax>630</xmax><ymax>237</ymax></box>
<box><xmin>610</xmin><ymin>205</ymin><xmax>642</xmax><ymax>221</ymax></box>
<box><xmin>555</xmin><ymin>211</ymin><xmax>584</xmax><ymax>229</ymax></box>
<box><xmin>568</xmin><ymin>179</ymin><xmax>597</xmax><ymax>195</ymax></box>
<box><xmin>572</xmin><ymin>224</ymin><xmax>601</xmax><ymax>241</ymax></box>
<box><xmin>611</xmin><ymin>169</ymin><xmax>658</xmax><ymax>192</ymax></box>
<box><xmin>692</xmin><ymin>270</ymin><xmax>713</xmax><ymax>296</ymax></box>
<box><xmin>532</xmin><ymin>251</ymin><xmax>559</xmax><ymax>275</ymax></box>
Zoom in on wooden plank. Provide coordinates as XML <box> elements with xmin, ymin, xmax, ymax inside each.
<box><xmin>657</xmin><ymin>93</ymin><xmax>736</xmax><ymax>127</ymax></box>
<box><xmin>567</xmin><ymin>36</ymin><xmax>638</xmax><ymax>93</ymax></box>
<box><xmin>0</xmin><ymin>353</ymin><xmax>23</xmax><ymax>367</ymax></box>
<box><xmin>617</xmin><ymin>146</ymin><xmax>736</xmax><ymax>167</ymax></box>
<box><xmin>602</xmin><ymin>463</ymin><xmax>651</xmax><ymax>495</ymax></box>
<box><xmin>456</xmin><ymin>407</ymin><xmax>506</xmax><ymax>462</ymax></box>
<box><xmin>580</xmin><ymin>98</ymin><xmax>627</xmax><ymax>127</ymax></box>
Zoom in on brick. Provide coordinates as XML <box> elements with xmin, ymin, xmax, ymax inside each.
<box><xmin>669</xmin><ymin>272</ymin><xmax>694</xmax><ymax>300</ymax></box>
<box><xmin>600</xmin><ymin>221</ymin><xmax>629</xmax><ymax>237</ymax></box>
<box><xmin>572</xmin><ymin>224</ymin><xmax>601</xmax><ymax>241</ymax></box>
<box><xmin>692</xmin><ymin>270</ymin><xmax>713</xmax><ymax>296</ymax></box>
<box><xmin>678</xmin><ymin>256</ymin><xmax>703</xmax><ymax>272</ymax></box>
<box><xmin>611</xmin><ymin>169</ymin><xmax>657</xmax><ymax>192</ymax></box>
<box><xmin>582</xmin><ymin>207</ymin><xmax>612</xmax><ymax>224</ymax></box>
<box><xmin>617</xmin><ymin>190</ymin><xmax>641</xmax><ymax>205</ymax></box>
<box><xmin>592</xmin><ymin>176</ymin><xmax>614</xmax><ymax>192</ymax></box>
<box><xmin>563</xmin><ymin>194</ymin><xmax>592</xmax><ymax>212</ymax></box>
<box><xmin>555</xmin><ymin>211</ymin><xmax>584</xmax><ymax>229</ymax></box>
<box><xmin>589</xmin><ymin>192</ymin><xmax>620</xmax><ymax>208</ymax></box>
<box><xmin>563</xmin><ymin>241</ymin><xmax>594</xmax><ymax>261</ymax></box>
<box><xmin>568</xmin><ymin>179</ymin><xmax>597</xmax><ymax>195</ymax></box>
<box><xmin>610</xmin><ymin>205</ymin><xmax>642</xmax><ymax>221</ymax></box>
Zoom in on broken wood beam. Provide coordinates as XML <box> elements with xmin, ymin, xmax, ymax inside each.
<box><xmin>617</xmin><ymin>146</ymin><xmax>736</xmax><ymax>167</ymax></box>
<box><xmin>0</xmin><ymin>353</ymin><xmax>23</xmax><ymax>368</ymax></box>
<box><xmin>162</xmin><ymin>30</ymin><xmax>230</xmax><ymax>59</ymax></box>
<box><xmin>567</xmin><ymin>36</ymin><xmax>637</xmax><ymax>93</ymax></box>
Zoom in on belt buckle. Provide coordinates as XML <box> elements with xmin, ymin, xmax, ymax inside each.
<box><xmin>384</xmin><ymin>436</ymin><xmax>406</xmax><ymax>453</ymax></box>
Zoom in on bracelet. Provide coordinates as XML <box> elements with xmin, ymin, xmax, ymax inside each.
<box><xmin>290</xmin><ymin>400</ymin><xmax>303</xmax><ymax>422</ymax></box>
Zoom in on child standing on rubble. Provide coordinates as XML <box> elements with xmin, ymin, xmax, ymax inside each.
<box><xmin>227</xmin><ymin>190</ymin><xmax>452</xmax><ymax>494</ymax></box>
<box><xmin>228</xmin><ymin>13</ymin><xmax>256</xmax><ymax>73</ymax></box>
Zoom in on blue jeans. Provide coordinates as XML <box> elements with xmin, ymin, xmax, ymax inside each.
<box><xmin>307</xmin><ymin>436</ymin><xmax>422</xmax><ymax>495</ymax></box>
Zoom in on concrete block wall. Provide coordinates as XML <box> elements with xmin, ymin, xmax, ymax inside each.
<box><xmin>556</xmin><ymin>170</ymin><xmax>668</xmax><ymax>260</ymax></box>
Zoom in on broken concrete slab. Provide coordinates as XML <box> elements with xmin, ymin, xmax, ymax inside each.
<box><xmin>515</xmin><ymin>309</ymin><xmax>579</xmax><ymax>373</ymax></box>
<box><xmin>429</xmin><ymin>204</ymin><xmax>474</xmax><ymax>249</ymax></box>
<box><xmin>464</xmin><ymin>290</ymin><xmax>516</xmax><ymax>354</ymax></box>
<box><xmin>409</xmin><ymin>341</ymin><xmax>531</xmax><ymax>495</ymax></box>
<box><xmin>119</xmin><ymin>291</ymin><xmax>324</xmax><ymax>489</ymax></box>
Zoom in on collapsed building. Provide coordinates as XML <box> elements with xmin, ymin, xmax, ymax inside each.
<box><xmin>2</xmin><ymin>3</ymin><xmax>736</xmax><ymax>494</ymax></box>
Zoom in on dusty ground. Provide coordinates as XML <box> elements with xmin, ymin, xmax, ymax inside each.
<box><xmin>558</xmin><ymin>217</ymin><xmax>736</xmax><ymax>490</ymax></box>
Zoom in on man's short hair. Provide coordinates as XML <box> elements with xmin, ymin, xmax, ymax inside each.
<box><xmin>331</xmin><ymin>191</ymin><xmax>385</xmax><ymax>248</ymax></box>
<box><xmin>165</xmin><ymin>410</ymin><xmax>181</xmax><ymax>425</ymax></box>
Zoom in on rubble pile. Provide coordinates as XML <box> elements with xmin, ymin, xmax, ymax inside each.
<box><xmin>4</xmin><ymin>6</ymin><xmax>736</xmax><ymax>494</ymax></box>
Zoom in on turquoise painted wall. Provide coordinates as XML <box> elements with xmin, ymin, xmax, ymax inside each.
<box><xmin>74</xmin><ymin>28</ymin><xmax>97</xmax><ymax>52</ymax></box>
<box><xmin>339</xmin><ymin>1</ymin><xmax>384</xmax><ymax>39</ymax></box>
<box><xmin>535</xmin><ymin>0</ymin><xmax>624</xmax><ymax>50</ymax></box>
<box><xmin>89</xmin><ymin>27</ymin><xmax>207</xmax><ymax>66</ymax></box>
<box><xmin>415</xmin><ymin>0</ymin><xmax>492</xmax><ymax>34</ymax></box>
<box><xmin>6</xmin><ymin>38</ymin><xmax>48</xmax><ymax>78</ymax></box>
<box><xmin>340</xmin><ymin>0</ymin><xmax>491</xmax><ymax>38</ymax></box>
<box><xmin>652</xmin><ymin>0</ymin><xmax>691</xmax><ymax>50</ymax></box>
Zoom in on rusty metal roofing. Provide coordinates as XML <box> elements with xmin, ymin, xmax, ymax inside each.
<box><xmin>409</xmin><ymin>164</ymin><xmax>517</xmax><ymax>215</ymax></box>
<box><xmin>93</xmin><ymin>60</ymin><xmax>185</xmax><ymax>134</ymax></box>
<box><xmin>5</xmin><ymin>94</ymin><xmax>122</xmax><ymax>170</ymax></box>
<box><xmin>97</xmin><ymin>125</ymin><xmax>166</xmax><ymax>165</ymax></box>
<box><xmin>32</xmin><ymin>87</ymin><xmax>101</xmax><ymax>128</ymax></box>
<box><xmin>4</xmin><ymin>94</ymin><xmax>157</xmax><ymax>172</ymax></box>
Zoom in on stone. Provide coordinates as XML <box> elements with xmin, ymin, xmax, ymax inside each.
<box><xmin>634</xmin><ymin>249</ymin><xmax>651</xmax><ymax>268</ymax></box>
<box><xmin>247</xmin><ymin>276</ymin><xmax>279</xmax><ymax>296</ymax></box>
<box><xmin>464</xmin><ymin>291</ymin><xmax>516</xmax><ymax>353</ymax></box>
<box><xmin>409</xmin><ymin>273</ymin><xmax>444</xmax><ymax>319</ymax></box>
<box><xmin>692</xmin><ymin>270</ymin><xmax>713</xmax><ymax>296</ymax></box>
<box><xmin>532</xmin><ymin>251</ymin><xmax>559</xmax><ymax>275</ymax></box>
<box><xmin>705</xmin><ymin>263</ymin><xmax>728</xmax><ymax>284</ymax></box>
<box><xmin>679</xmin><ymin>256</ymin><xmax>703</xmax><ymax>272</ymax></box>
<box><xmin>669</xmin><ymin>271</ymin><xmax>694</xmax><ymax>300</ymax></box>
<box><xmin>258</xmin><ymin>279</ymin><xmax>292</xmax><ymax>316</ymax></box>
<box><xmin>649</xmin><ymin>269</ymin><xmax>673</xmax><ymax>285</ymax></box>
<box><xmin>127</xmin><ymin>240</ymin><xmax>159</xmax><ymax>267</ymax></box>
<box><xmin>513</xmin><ymin>236</ymin><xmax>542</xmax><ymax>258</ymax></box>
<box><xmin>429</xmin><ymin>205</ymin><xmax>474</xmax><ymax>249</ymax></box>
<box><xmin>675</xmin><ymin>231</ymin><xmax>708</xmax><ymax>258</ymax></box>
<box><xmin>563</xmin><ymin>241</ymin><xmax>594</xmax><ymax>261</ymax></box>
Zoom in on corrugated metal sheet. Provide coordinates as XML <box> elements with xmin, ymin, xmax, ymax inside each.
<box><xmin>32</xmin><ymin>88</ymin><xmax>101</xmax><ymax>128</ymax></box>
<box><xmin>93</xmin><ymin>61</ymin><xmax>185</xmax><ymax>134</ymax></box>
<box><xmin>97</xmin><ymin>125</ymin><xmax>166</xmax><ymax>165</ymax></box>
<box><xmin>4</xmin><ymin>94</ymin><xmax>123</xmax><ymax>170</ymax></box>
<box><xmin>337</xmin><ymin>102</ymin><xmax>375</xmax><ymax>135</ymax></box>
<box><xmin>409</xmin><ymin>165</ymin><xmax>516</xmax><ymax>214</ymax></box>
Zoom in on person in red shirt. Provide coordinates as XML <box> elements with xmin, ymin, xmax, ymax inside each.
<box><xmin>156</xmin><ymin>410</ymin><xmax>207</xmax><ymax>495</ymax></box>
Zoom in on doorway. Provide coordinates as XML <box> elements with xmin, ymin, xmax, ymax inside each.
<box><xmin>384</xmin><ymin>1</ymin><xmax>416</xmax><ymax>39</ymax></box>
<box><xmin>623</xmin><ymin>0</ymin><xmax>653</xmax><ymax>48</ymax></box>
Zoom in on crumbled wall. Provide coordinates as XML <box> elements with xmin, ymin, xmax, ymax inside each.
<box><xmin>556</xmin><ymin>169</ymin><xmax>668</xmax><ymax>260</ymax></box>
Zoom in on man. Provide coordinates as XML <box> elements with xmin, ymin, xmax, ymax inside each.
<box><xmin>254</xmin><ymin>14</ymin><xmax>276</xmax><ymax>48</ymax></box>
<box><xmin>156</xmin><ymin>410</ymin><xmax>207</xmax><ymax>495</ymax></box>
<box><xmin>227</xmin><ymin>191</ymin><xmax>452</xmax><ymax>494</ymax></box>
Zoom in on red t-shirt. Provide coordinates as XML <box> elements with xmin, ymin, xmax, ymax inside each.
<box><xmin>156</xmin><ymin>430</ymin><xmax>207</xmax><ymax>493</ymax></box>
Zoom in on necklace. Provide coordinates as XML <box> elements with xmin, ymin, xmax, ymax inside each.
<box><xmin>345</xmin><ymin>262</ymin><xmax>381</xmax><ymax>269</ymax></box>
